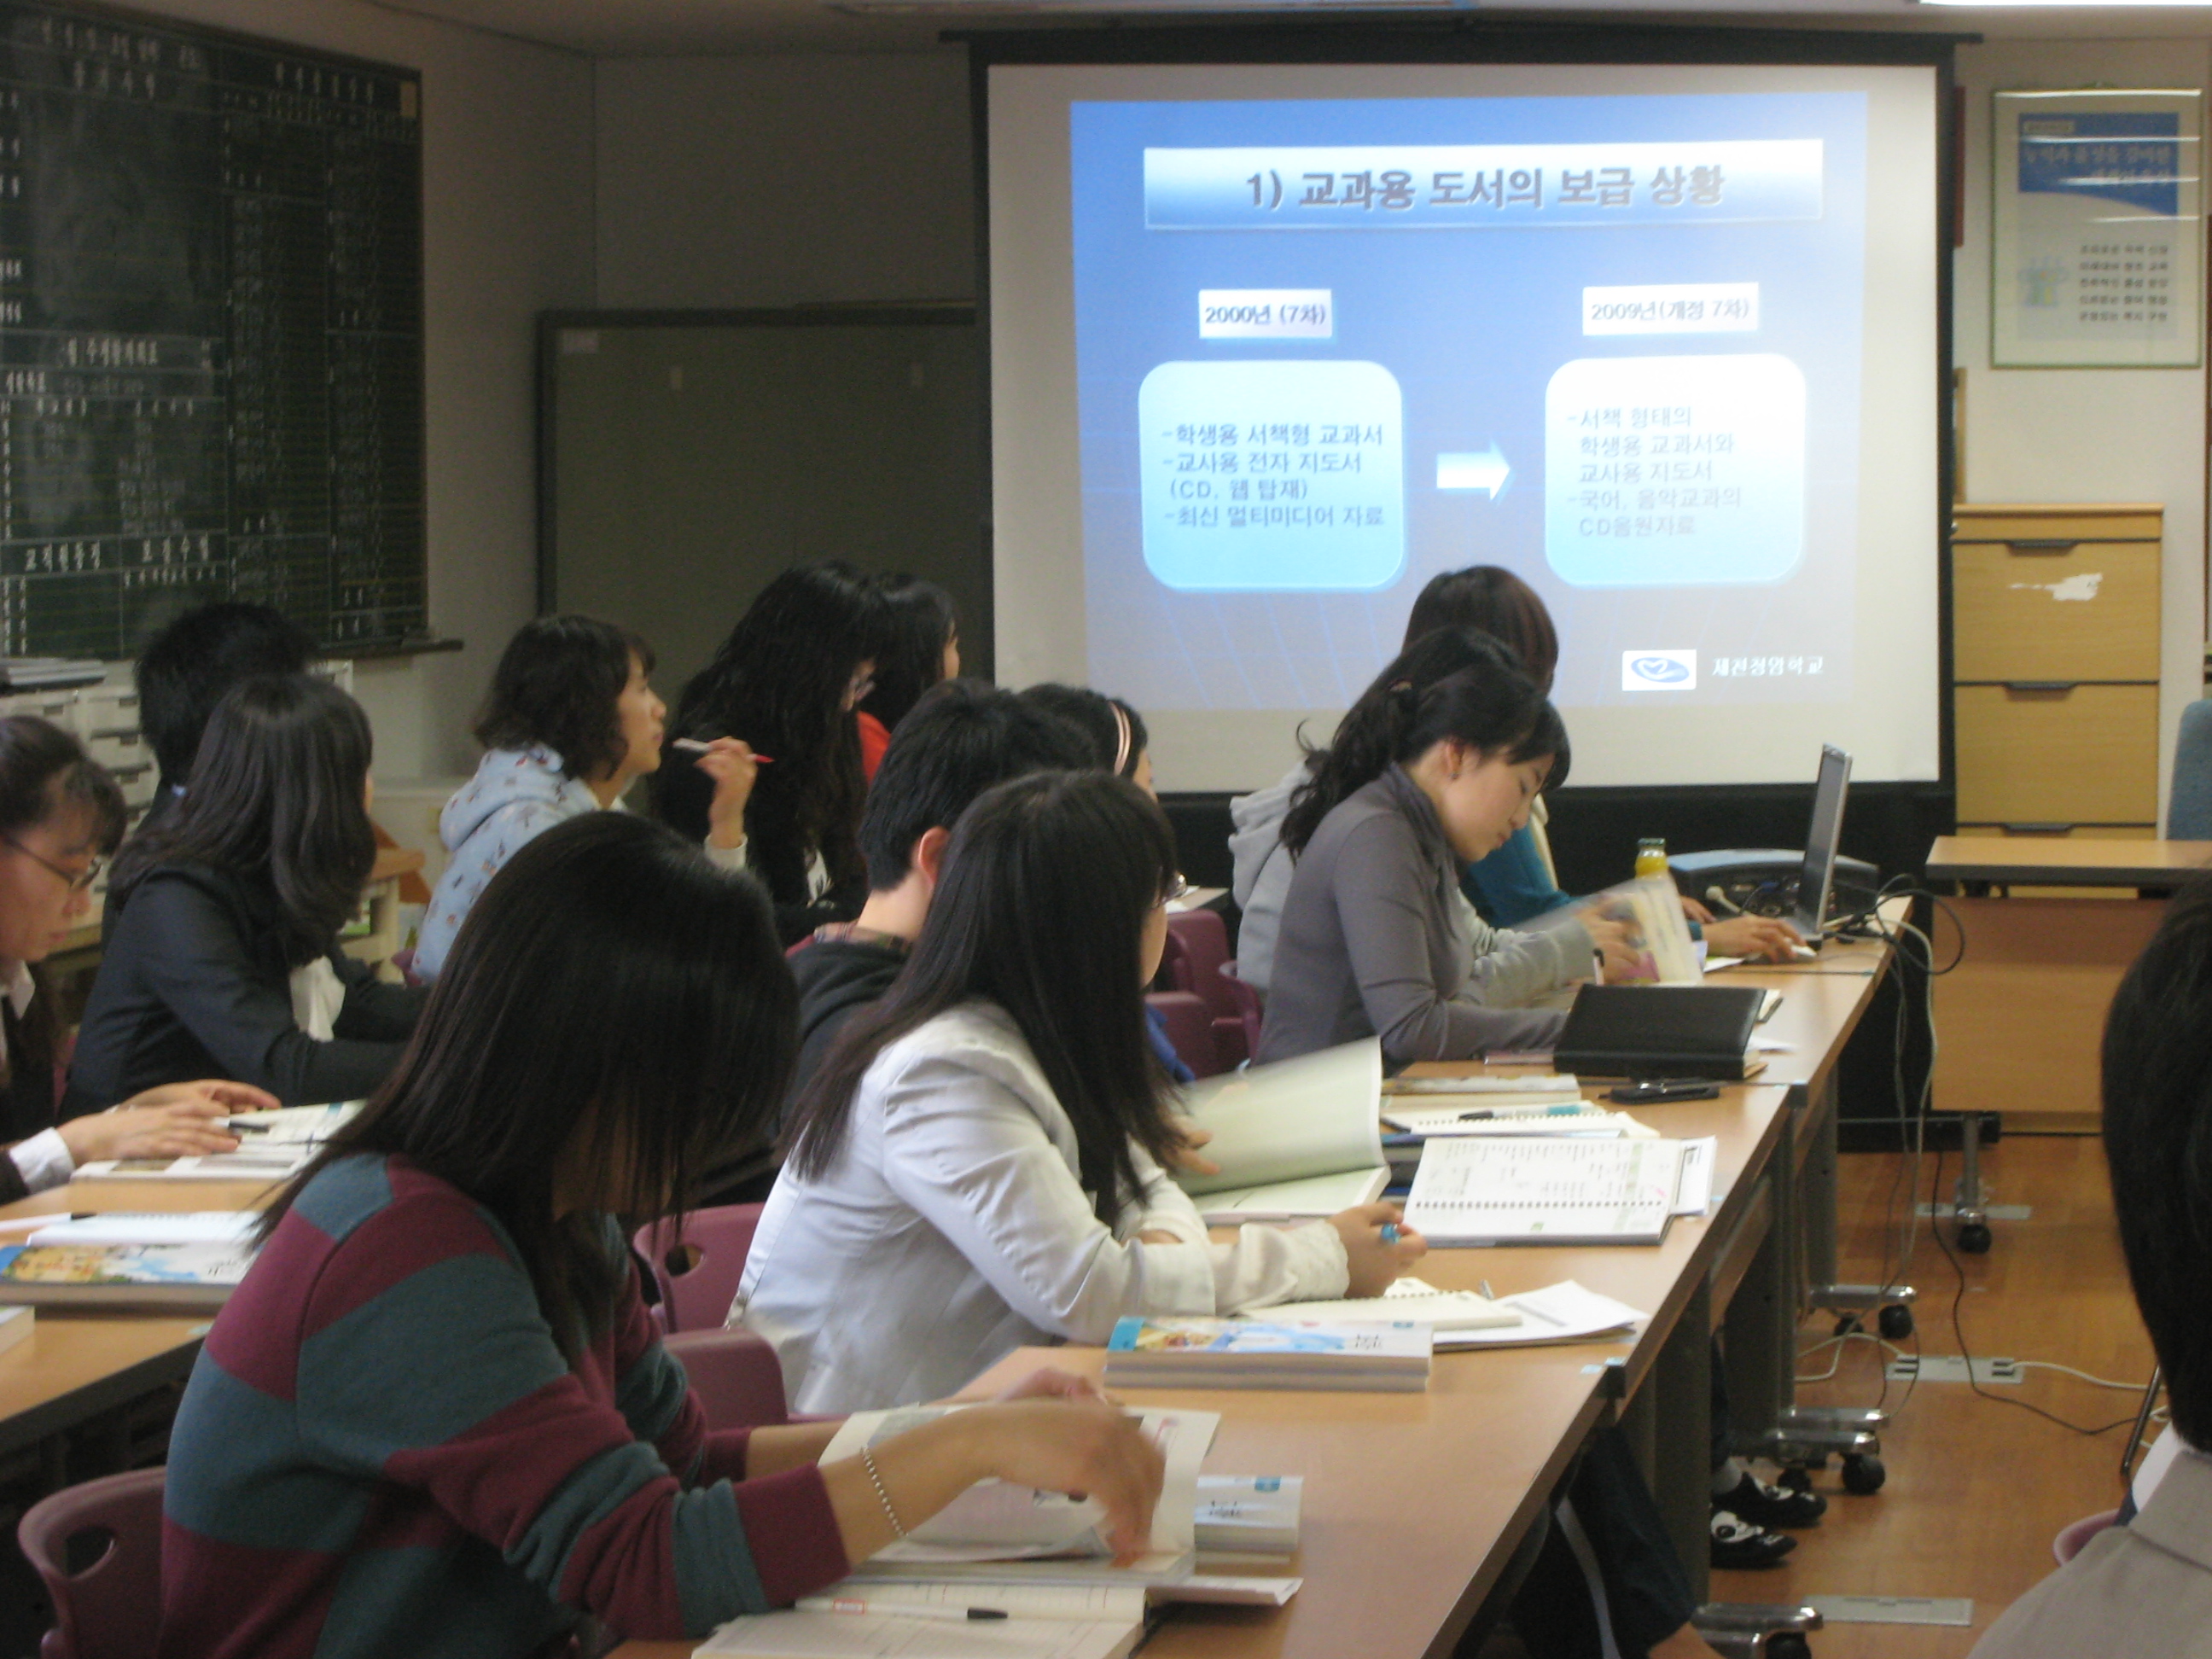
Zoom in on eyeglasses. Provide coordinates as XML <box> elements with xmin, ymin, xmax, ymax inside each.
<box><xmin>4</xmin><ymin>838</ymin><xmax>103</xmax><ymax>893</ymax></box>
<box><xmin>847</xmin><ymin>670</ymin><xmax>877</xmax><ymax>706</ymax></box>
<box><xmin>1161</xmin><ymin>874</ymin><xmax>1190</xmax><ymax>908</ymax></box>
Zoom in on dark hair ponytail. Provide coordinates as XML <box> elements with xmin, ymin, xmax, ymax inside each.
<box><xmin>787</xmin><ymin>769</ymin><xmax>1181</xmax><ymax>1221</ymax></box>
<box><xmin>1280</xmin><ymin>628</ymin><xmax>1568</xmax><ymax>859</ymax></box>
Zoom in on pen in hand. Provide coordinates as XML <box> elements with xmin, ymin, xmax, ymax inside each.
<box><xmin>672</xmin><ymin>737</ymin><xmax>773</xmax><ymax>761</ymax></box>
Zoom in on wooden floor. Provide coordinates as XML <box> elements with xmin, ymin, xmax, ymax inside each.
<box><xmin>1707</xmin><ymin>1132</ymin><xmax>2156</xmax><ymax>1656</ymax></box>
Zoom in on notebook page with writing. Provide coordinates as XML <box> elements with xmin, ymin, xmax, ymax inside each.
<box><xmin>1401</xmin><ymin>1138</ymin><xmax>1687</xmax><ymax>1246</ymax></box>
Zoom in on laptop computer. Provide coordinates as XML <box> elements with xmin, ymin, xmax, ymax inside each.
<box><xmin>1794</xmin><ymin>744</ymin><xmax>1853</xmax><ymax>942</ymax></box>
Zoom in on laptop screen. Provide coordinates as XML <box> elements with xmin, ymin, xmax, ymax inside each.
<box><xmin>1796</xmin><ymin>744</ymin><xmax>1854</xmax><ymax>937</ymax></box>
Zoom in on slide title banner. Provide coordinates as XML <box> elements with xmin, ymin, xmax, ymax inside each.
<box><xmin>1144</xmin><ymin>141</ymin><xmax>1824</xmax><ymax>230</ymax></box>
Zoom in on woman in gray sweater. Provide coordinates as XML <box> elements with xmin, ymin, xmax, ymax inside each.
<box><xmin>1259</xmin><ymin>629</ymin><xmax>1631</xmax><ymax>1068</ymax></box>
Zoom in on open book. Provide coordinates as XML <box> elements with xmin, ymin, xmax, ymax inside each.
<box><xmin>818</xmin><ymin>1405</ymin><xmax>1217</xmax><ymax>1584</ymax></box>
<box><xmin>1402</xmin><ymin>1136</ymin><xmax>1712</xmax><ymax>1247</ymax></box>
<box><xmin>1173</xmin><ymin>1040</ymin><xmax>1385</xmax><ymax>1222</ymax></box>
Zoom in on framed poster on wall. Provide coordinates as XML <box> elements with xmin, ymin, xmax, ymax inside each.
<box><xmin>1993</xmin><ymin>88</ymin><xmax>2203</xmax><ymax>368</ymax></box>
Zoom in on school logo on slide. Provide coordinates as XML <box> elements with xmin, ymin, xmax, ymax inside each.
<box><xmin>1622</xmin><ymin>650</ymin><xmax>1697</xmax><ymax>691</ymax></box>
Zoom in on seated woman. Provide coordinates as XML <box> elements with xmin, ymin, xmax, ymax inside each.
<box><xmin>158</xmin><ymin>813</ymin><xmax>1164</xmax><ymax>1659</ymax></box>
<box><xmin>1257</xmin><ymin>630</ymin><xmax>1634</xmax><ymax>1067</ymax></box>
<box><xmin>65</xmin><ymin>674</ymin><xmax>429</xmax><ymax>1110</ymax></box>
<box><xmin>655</xmin><ymin>562</ymin><xmax>887</xmax><ymax>944</ymax></box>
<box><xmin>738</xmin><ymin>768</ymin><xmax>1423</xmax><ymax>1415</ymax></box>
<box><xmin>0</xmin><ymin>715</ymin><xmax>274</xmax><ymax>1192</ymax></box>
<box><xmin>856</xmin><ymin>573</ymin><xmax>960</xmax><ymax>781</ymax></box>
<box><xmin>415</xmin><ymin>614</ymin><xmax>756</xmax><ymax>978</ymax></box>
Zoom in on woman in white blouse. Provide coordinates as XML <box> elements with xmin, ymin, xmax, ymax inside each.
<box><xmin>736</xmin><ymin>767</ymin><xmax>1425</xmax><ymax>1414</ymax></box>
<box><xmin>0</xmin><ymin>715</ymin><xmax>273</xmax><ymax>1200</ymax></box>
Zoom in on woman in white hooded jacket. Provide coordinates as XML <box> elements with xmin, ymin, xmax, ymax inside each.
<box><xmin>416</xmin><ymin>615</ymin><xmax>757</xmax><ymax>979</ymax></box>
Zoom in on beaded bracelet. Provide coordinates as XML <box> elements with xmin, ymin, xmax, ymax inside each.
<box><xmin>861</xmin><ymin>1443</ymin><xmax>907</xmax><ymax>1538</ymax></box>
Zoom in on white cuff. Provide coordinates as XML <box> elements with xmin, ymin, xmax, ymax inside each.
<box><xmin>702</xmin><ymin>836</ymin><xmax>748</xmax><ymax>870</ymax></box>
<box><xmin>10</xmin><ymin>1127</ymin><xmax>73</xmax><ymax>1194</ymax></box>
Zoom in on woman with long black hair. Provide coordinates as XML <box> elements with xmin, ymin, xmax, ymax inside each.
<box><xmin>0</xmin><ymin>715</ymin><xmax>273</xmax><ymax>1193</ymax></box>
<box><xmin>655</xmin><ymin>562</ymin><xmax>887</xmax><ymax>943</ymax></box>
<box><xmin>158</xmin><ymin>812</ymin><xmax>1162</xmax><ymax>1659</ymax></box>
<box><xmin>65</xmin><ymin>673</ymin><xmax>428</xmax><ymax>1109</ymax></box>
<box><xmin>855</xmin><ymin>573</ymin><xmax>958</xmax><ymax>780</ymax></box>
<box><xmin>739</xmin><ymin>768</ymin><xmax>1423</xmax><ymax>1415</ymax></box>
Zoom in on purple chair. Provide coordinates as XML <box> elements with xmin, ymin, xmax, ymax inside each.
<box><xmin>1220</xmin><ymin>960</ymin><xmax>1264</xmax><ymax>1062</ymax></box>
<box><xmin>19</xmin><ymin>1467</ymin><xmax>165</xmax><ymax>1659</ymax></box>
<box><xmin>633</xmin><ymin>1203</ymin><xmax>764</xmax><ymax>1334</ymax></box>
<box><xmin>1145</xmin><ymin>990</ymin><xmax>1222</xmax><ymax>1079</ymax></box>
<box><xmin>1162</xmin><ymin>910</ymin><xmax>1248</xmax><ymax>1070</ymax></box>
<box><xmin>665</xmin><ymin>1328</ymin><xmax>791</xmax><ymax>1430</ymax></box>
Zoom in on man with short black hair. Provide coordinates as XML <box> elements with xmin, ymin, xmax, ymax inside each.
<box><xmin>134</xmin><ymin>602</ymin><xmax>315</xmax><ymax>832</ymax></box>
<box><xmin>789</xmin><ymin>680</ymin><xmax>1091</xmax><ymax>1090</ymax></box>
<box><xmin>1970</xmin><ymin>876</ymin><xmax>2212</xmax><ymax>1656</ymax></box>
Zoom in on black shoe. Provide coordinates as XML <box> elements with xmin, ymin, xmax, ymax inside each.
<box><xmin>1710</xmin><ymin>1510</ymin><xmax>1797</xmax><ymax>1570</ymax></box>
<box><xmin>1715</xmin><ymin>1470</ymin><xmax>1829</xmax><ymax>1529</ymax></box>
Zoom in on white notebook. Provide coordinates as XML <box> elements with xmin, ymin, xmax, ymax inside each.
<box><xmin>1402</xmin><ymin>1137</ymin><xmax>1698</xmax><ymax>1246</ymax></box>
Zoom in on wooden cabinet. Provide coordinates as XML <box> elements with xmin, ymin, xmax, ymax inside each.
<box><xmin>1952</xmin><ymin>504</ymin><xmax>2162</xmax><ymax>835</ymax></box>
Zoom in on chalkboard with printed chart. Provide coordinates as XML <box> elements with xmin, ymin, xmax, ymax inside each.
<box><xmin>539</xmin><ymin>310</ymin><xmax>988</xmax><ymax>701</ymax></box>
<box><xmin>0</xmin><ymin>3</ymin><xmax>423</xmax><ymax>658</ymax></box>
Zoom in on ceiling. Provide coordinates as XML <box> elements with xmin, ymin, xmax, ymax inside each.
<box><xmin>364</xmin><ymin>0</ymin><xmax>2212</xmax><ymax>55</ymax></box>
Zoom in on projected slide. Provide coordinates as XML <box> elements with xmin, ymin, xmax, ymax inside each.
<box><xmin>1068</xmin><ymin>91</ymin><xmax>1868</xmax><ymax>717</ymax></box>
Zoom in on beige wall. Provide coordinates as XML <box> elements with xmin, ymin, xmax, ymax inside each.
<box><xmin>594</xmin><ymin>51</ymin><xmax>974</xmax><ymax>309</ymax></box>
<box><xmin>1953</xmin><ymin>38</ymin><xmax>2210</xmax><ymax>817</ymax></box>
<box><xmin>119</xmin><ymin>0</ymin><xmax>597</xmax><ymax>781</ymax></box>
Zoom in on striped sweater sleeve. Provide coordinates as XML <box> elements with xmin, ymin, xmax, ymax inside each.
<box><xmin>294</xmin><ymin>1192</ymin><xmax>847</xmax><ymax>1638</ymax></box>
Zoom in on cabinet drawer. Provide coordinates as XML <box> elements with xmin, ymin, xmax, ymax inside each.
<box><xmin>1954</xmin><ymin>683</ymin><xmax>2158</xmax><ymax>824</ymax></box>
<box><xmin>1952</xmin><ymin>506</ymin><xmax>2163</xmax><ymax>544</ymax></box>
<box><xmin>1953</xmin><ymin>542</ymin><xmax>2158</xmax><ymax>681</ymax></box>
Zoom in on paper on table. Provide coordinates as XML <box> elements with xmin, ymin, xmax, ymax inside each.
<box><xmin>1384</xmin><ymin>1103</ymin><xmax>1625</xmax><ymax>1138</ymax></box>
<box><xmin>1167</xmin><ymin>1575</ymin><xmax>1301</xmax><ymax>1606</ymax></box>
<box><xmin>808</xmin><ymin>1582</ymin><xmax>1144</xmax><ymax>1621</ymax></box>
<box><xmin>26</xmin><ymin>1212</ymin><xmax>258</xmax><ymax>1248</ymax></box>
<box><xmin>1672</xmin><ymin>1138</ymin><xmax>1717</xmax><ymax>1216</ymax></box>
<box><xmin>1254</xmin><ymin>1277</ymin><xmax>1519</xmax><ymax>1332</ymax></box>
<box><xmin>1434</xmin><ymin>1280</ymin><xmax>1646</xmax><ymax>1348</ymax></box>
<box><xmin>696</xmin><ymin>1610</ymin><xmax>1141</xmax><ymax>1658</ymax></box>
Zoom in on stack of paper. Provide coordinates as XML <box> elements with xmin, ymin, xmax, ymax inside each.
<box><xmin>1249</xmin><ymin>1277</ymin><xmax>1520</xmax><ymax>1335</ymax></box>
<box><xmin>25</xmin><ymin>1213</ymin><xmax>258</xmax><ymax>1248</ymax></box>
<box><xmin>1103</xmin><ymin>1316</ymin><xmax>1431</xmax><ymax>1393</ymax></box>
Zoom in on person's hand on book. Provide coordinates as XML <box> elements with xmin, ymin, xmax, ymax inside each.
<box><xmin>59</xmin><ymin>1080</ymin><xmax>274</xmax><ymax>1165</ymax></box>
<box><xmin>1163</xmin><ymin>1115</ymin><xmax>1220</xmax><ymax>1178</ymax></box>
<box><xmin>1331</xmin><ymin>1201</ymin><xmax>1427</xmax><ymax>1297</ymax></box>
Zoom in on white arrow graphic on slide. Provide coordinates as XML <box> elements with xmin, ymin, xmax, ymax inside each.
<box><xmin>1435</xmin><ymin>445</ymin><xmax>1511</xmax><ymax>498</ymax></box>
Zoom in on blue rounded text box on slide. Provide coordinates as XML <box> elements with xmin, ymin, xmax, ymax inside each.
<box><xmin>1137</xmin><ymin>359</ymin><xmax>1406</xmax><ymax>591</ymax></box>
<box><xmin>1544</xmin><ymin>352</ymin><xmax>1805</xmax><ymax>588</ymax></box>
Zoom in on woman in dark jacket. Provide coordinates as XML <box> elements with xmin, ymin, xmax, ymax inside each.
<box><xmin>65</xmin><ymin>674</ymin><xmax>428</xmax><ymax>1111</ymax></box>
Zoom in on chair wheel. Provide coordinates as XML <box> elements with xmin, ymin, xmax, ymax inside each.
<box><xmin>1842</xmin><ymin>1453</ymin><xmax>1886</xmax><ymax>1494</ymax></box>
<box><xmin>1778</xmin><ymin>1466</ymin><xmax>1815</xmax><ymax>1493</ymax></box>
<box><xmin>1767</xmin><ymin>1635</ymin><xmax>1813</xmax><ymax>1659</ymax></box>
<box><xmin>1832</xmin><ymin>1313</ymin><xmax>1861</xmax><ymax>1338</ymax></box>
<box><xmin>1957</xmin><ymin>1222</ymin><xmax>1993</xmax><ymax>1254</ymax></box>
<box><xmin>1877</xmin><ymin>1304</ymin><xmax>1915</xmax><ymax>1340</ymax></box>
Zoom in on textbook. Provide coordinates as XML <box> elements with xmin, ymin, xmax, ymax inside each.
<box><xmin>820</xmin><ymin>1404</ymin><xmax>1215</xmax><ymax>1584</ymax></box>
<box><xmin>1401</xmin><ymin>1137</ymin><xmax>1708</xmax><ymax>1247</ymax></box>
<box><xmin>1173</xmin><ymin>1039</ymin><xmax>1387</xmax><ymax>1221</ymax></box>
<box><xmin>1194</xmin><ymin>1476</ymin><xmax>1301</xmax><ymax>1557</ymax></box>
<box><xmin>0</xmin><ymin>1241</ymin><xmax>251</xmax><ymax>1309</ymax></box>
<box><xmin>696</xmin><ymin>1609</ymin><xmax>1144</xmax><ymax>1659</ymax></box>
<box><xmin>1103</xmin><ymin>1315</ymin><xmax>1432</xmax><ymax>1392</ymax></box>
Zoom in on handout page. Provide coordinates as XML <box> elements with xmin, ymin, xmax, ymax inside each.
<box><xmin>1435</xmin><ymin>1280</ymin><xmax>1647</xmax><ymax>1349</ymax></box>
<box><xmin>1251</xmin><ymin>1276</ymin><xmax>1519</xmax><ymax>1332</ymax></box>
<box><xmin>26</xmin><ymin>1212</ymin><xmax>258</xmax><ymax>1248</ymax></box>
<box><xmin>1174</xmin><ymin>1039</ymin><xmax>1382</xmax><ymax>1212</ymax></box>
<box><xmin>821</xmin><ymin>1405</ymin><xmax>1217</xmax><ymax>1562</ymax></box>
<box><xmin>1401</xmin><ymin>1138</ymin><xmax>1685</xmax><ymax>1246</ymax></box>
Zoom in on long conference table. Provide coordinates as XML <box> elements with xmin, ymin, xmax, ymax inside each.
<box><xmin>609</xmin><ymin>919</ymin><xmax>1903</xmax><ymax>1659</ymax></box>
<box><xmin>0</xmin><ymin>917</ymin><xmax>1896</xmax><ymax>1658</ymax></box>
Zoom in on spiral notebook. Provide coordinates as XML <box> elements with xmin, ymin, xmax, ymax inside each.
<box><xmin>1401</xmin><ymin>1137</ymin><xmax>1706</xmax><ymax>1246</ymax></box>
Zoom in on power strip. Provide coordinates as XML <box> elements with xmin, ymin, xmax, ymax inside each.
<box><xmin>1884</xmin><ymin>1354</ymin><xmax>2022</xmax><ymax>1386</ymax></box>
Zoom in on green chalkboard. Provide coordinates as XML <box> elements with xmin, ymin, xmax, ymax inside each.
<box><xmin>538</xmin><ymin>308</ymin><xmax>988</xmax><ymax>699</ymax></box>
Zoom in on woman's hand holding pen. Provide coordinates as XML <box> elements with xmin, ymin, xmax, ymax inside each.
<box><xmin>683</xmin><ymin>737</ymin><xmax>764</xmax><ymax>852</ymax></box>
<box><xmin>1331</xmin><ymin>1201</ymin><xmax>1426</xmax><ymax>1297</ymax></box>
<box><xmin>1580</xmin><ymin>909</ymin><xmax>1644</xmax><ymax>981</ymax></box>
